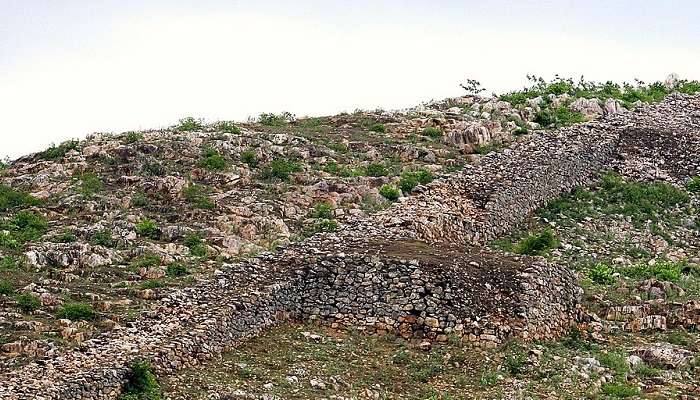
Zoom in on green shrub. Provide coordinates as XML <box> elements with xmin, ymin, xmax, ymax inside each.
<box><xmin>183</xmin><ymin>232</ymin><xmax>207</xmax><ymax>257</ymax></box>
<box><xmin>327</xmin><ymin>142</ymin><xmax>348</xmax><ymax>153</ymax></box>
<box><xmin>601</xmin><ymin>381</ymin><xmax>638</xmax><ymax>398</ymax></box>
<box><xmin>41</xmin><ymin>140</ymin><xmax>79</xmax><ymax>160</ymax></box>
<box><xmin>365</xmin><ymin>162</ymin><xmax>389</xmax><ymax>177</ymax></box>
<box><xmin>258</xmin><ymin>112</ymin><xmax>293</xmax><ymax>126</ymax></box>
<box><xmin>475</xmin><ymin>142</ymin><xmax>502</xmax><ymax>155</ymax></box>
<box><xmin>687</xmin><ymin>177</ymin><xmax>700</xmax><ymax>193</ymax></box>
<box><xmin>76</xmin><ymin>172</ymin><xmax>103</xmax><ymax>196</ymax></box>
<box><xmin>303</xmin><ymin>219</ymin><xmax>339</xmax><ymax>237</ymax></box>
<box><xmin>123</xmin><ymin>132</ymin><xmax>144</xmax><ymax>144</ymax></box>
<box><xmin>198</xmin><ymin>147</ymin><xmax>228</xmax><ymax>171</ymax></box>
<box><xmin>588</xmin><ymin>263</ymin><xmax>615</xmax><ymax>284</ymax></box>
<box><xmin>177</xmin><ymin>117</ymin><xmax>203</xmax><ymax>131</ymax></box>
<box><xmin>216</xmin><ymin>121</ymin><xmax>240</xmax><ymax>134</ymax></box>
<box><xmin>57</xmin><ymin>302</ymin><xmax>96</xmax><ymax>321</ymax></box>
<box><xmin>136</xmin><ymin>219</ymin><xmax>160</xmax><ymax>240</ymax></box>
<box><xmin>515</xmin><ymin>229</ymin><xmax>558</xmax><ymax>256</ymax></box>
<box><xmin>369</xmin><ymin>123</ymin><xmax>386</xmax><ymax>133</ymax></box>
<box><xmin>399</xmin><ymin>169</ymin><xmax>434</xmax><ymax>193</ymax></box>
<box><xmin>15</xmin><ymin>293</ymin><xmax>41</xmax><ymax>313</ymax></box>
<box><xmin>89</xmin><ymin>230</ymin><xmax>115</xmax><ymax>248</ymax></box>
<box><xmin>240</xmin><ymin>150</ymin><xmax>258</xmax><ymax>167</ymax></box>
<box><xmin>140</xmin><ymin>279</ymin><xmax>163</xmax><ymax>289</ymax></box>
<box><xmin>534</xmin><ymin>106</ymin><xmax>586</xmax><ymax>128</ymax></box>
<box><xmin>4</xmin><ymin>211</ymin><xmax>49</xmax><ymax>244</ymax></box>
<box><xmin>166</xmin><ymin>262</ymin><xmax>188</xmax><ymax>277</ymax></box>
<box><xmin>599</xmin><ymin>352</ymin><xmax>630</xmax><ymax>375</ymax></box>
<box><xmin>182</xmin><ymin>184</ymin><xmax>215</xmax><ymax>210</ymax></box>
<box><xmin>0</xmin><ymin>280</ymin><xmax>13</xmax><ymax>295</ymax></box>
<box><xmin>260</xmin><ymin>159</ymin><xmax>302</xmax><ymax>181</ymax></box>
<box><xmin>119</xmin><ymin>360</ymin><xmax>161</xmax><ymax>400</ymax></box>
<box><xmin>0</xmin><ymin>256</ymin><xmax>17</xmax><ymax>269</ymax></box>
<box><xmin>504</xmin><ymin>352</ymin><xmax>526</xmax><ymax>375</ymax></box>
<box><xmin>141</xmin><ymin>162</ymin><xmax>165</xmax><ymax>177</ymax></box>
<box><xmin>379</xmin><ymin>185</ymin><xmax>400</xmax><ymax>201</ymax></box>
<box><xmin>0</xmin><ymin>184</ymin><xmax>40</xmax><ymax>212</ymax></box>
<box><xmin>310</xmin><ymin>202</ymin><xmax>333</xmax><ymax>219</ymax></box>
<box><xmin>623</xmin><ymin>260</ymin><xmax>684</xmax><ymax>282</ymax></box>
<box><xmin>421</xmin><ymin>127</ymin><xmax>442</xmax><ymax>138</ymax></box>
<box><xmin>52</xmin><ymin>230</ymin><xmax>77</xmax><ymax>243</ymax></box>
<box><xmin>130</xmin><ymin>253</ymin><xmax>161</xmax><ymax>270</ymax></box>
<box><xmin>131</xmin><ymin>192</ymin><xmax>149</xmax><ymax>208</ymax></box>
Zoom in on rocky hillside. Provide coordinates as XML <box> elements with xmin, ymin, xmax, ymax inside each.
<box><xmin>0</xmin><ymin>75</ymin><xmax>699</xmax><ymax>399</ymax></box>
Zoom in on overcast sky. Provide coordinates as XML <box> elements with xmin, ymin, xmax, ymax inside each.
<box><xmin>1</xmin><ymin>1</ymin><xmax>699</xmax><ymax>159</ymax></box>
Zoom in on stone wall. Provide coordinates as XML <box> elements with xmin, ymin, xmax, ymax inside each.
<box><xmin>1</xmin><ymin>94</ymin><xmax>699</xmax><ymax>399</ymax></box>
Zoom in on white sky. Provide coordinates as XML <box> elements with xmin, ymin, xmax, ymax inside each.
<box><xmin>1</xmin><ymin>0</ymin><xmax>699</xmax><ymax>159</ymax></box>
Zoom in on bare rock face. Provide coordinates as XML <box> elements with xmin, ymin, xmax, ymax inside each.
<box><xmin>571</xmin><ymin>97</ymin><xmax>604</xmax><ymax>119</ymax></box>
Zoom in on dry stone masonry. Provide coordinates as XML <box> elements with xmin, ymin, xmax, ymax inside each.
<box><xmin>1</xmin><ymin>94</ymin><xmax>699</xmax><ymax>399</ymax></box>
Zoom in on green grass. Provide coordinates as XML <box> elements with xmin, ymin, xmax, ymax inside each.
<box><xmin>216</xmin><ymin>121</ymin><xmax>240</xmax><ymax>134</ymax></box>
<box><xmin>534</xmin><ymin>105</ymin><xmax>586</xmax><ymax>128</ymax></box>
<box><xmin>474</xmin><ymin>142</ymin><xmax>502</xmax><ymax>155</ymax></box>
<box><xmin>141</xmin><ymin>162</ymin><xmax>165</xmax><ymax>177</ymax></box>
<box><xmin>119</xmin><ymin>360</ymin><xmax>162</xmax><ymax>400</ymax></box>
<box><xmin>538</xmin><ymin>172</ymin><xmax>689</xmax><ymax>225</ymax></box>
<box><xmin>622</xmin><ymin>260</ymin><xmax>685</xmax><ymax>282</ymax></box>
<box><xmin>182</xmin><ymin>184</ymin><xmax>215</xmax><ymax>210</ymax></box>
<box><xmin>0</xmin><ymin>211</ymin><xmax>49</xmax><ymax>248</ymax></box>
<box><xmin>183</xmin><ymin>232</ymin><xmax>207</xmax><ymax>257</ymax></box>
<box><xmin>258</xmin><ymin>112</ymin><xmax>293</xmax><ymax>126</ymax></box>
<box><xmin>177</xmin><ymin>117</ymin><xmax>203</xmax><ymax>131</ymax></box>
<box><xmin>399</xmin><ymin>169</ymin><xmax>434</xmax><ymax>193</ymax></box>
<box><xmin>89</xmin><ymin>230</ymin><xmax>116</xmax><ymax>248</ymax></box>
<box><xmin>15</xmin><ymin>293</ymin><xmax>41</xmax><ymax>313</ymax></box>
<box><xmin>240</xmin><ymin>150</ymin><xmax>258</xmax><ymax>167</ymax></box>
<box><xmin>260</xmin><ymin>159</ymin><xmax>302</xmax><ymax>181</ymax></box>
<box><xmin>0</xmin><ymin>184</ymin><xmax>41</xmax><ymax>212</ymax></box>
<box><xmin>421</xmin><ymin>127</ymin><xmax>442</xmax><ymax>138</ymax></box>
<box><xmin>600</xmin><ymin>381</ymin><xmax>638</xmax><ymax>398</ymax></box>
<box><xmin>500</xmin><ymin>75</ymin><xmax>700</xmax><ymax>109</ymax></box>
<box><xmin>166</xmin><ymin>262</ymin><xmax>188</xmax><ymax>277</ymax></box>
<box><xmin>51</xmin><ymin>230</ymin><xmax>77</xmax><ymax>243</ymax></box>
<box><xmin>369</xmin><ymin>123</ymin><xmax>386</xmax><ymax>133</ymax></box>
<box><xmin>309</xmin><ymin>202</ymin><xmax>334</xmax><ymax>219</ymax></box>
<box><xmin>0</xmin><ymin>280</ymin><xmax>14</xmax><ymax>295</ymax></box>
<box><xmin>588</xmin><ymin>263</ymin><xmax>615</xmax><ymax>285</ymax></box>
<box><xmin>75</xmin><ymin>171</ymin><xmax>103</xmax><ymax>196</ymax></box>
<box><xmin>687</xmin><ymin>176</ymin><xmax>700</xmax><ymax>193</ymax></box>
<box><xmin>303</xmin><ymin>219</ymin><xmax>339</xmax><ymax>237</ymax></box>
<box><xmin>379</xmin><ymin>185</ymin><xmax>400</xmax><ymax>201</ymax></box>
<box><xmin>41</xmin><ymin>140</ymin><xmax>79</xmax><ymax>160</ymax></box>
<box><xmin>131</xmin><ymin>253</ymin><xmax>161</xmax><ymax>270</ymax></box>
<box><xmin>123</xmin><ymin>131</ymin><xmax>144</xmax><ymax>144</ymax></box>
<box><xmin>57</xmin><ymin>302</ymin><xmax>96</xmax><ymax>321</ymax></box>
<box><xmin>365</xmin><ymin>162</ymin><xmax>389</xmax><ymax>177</ymax></box>
<box><xmin>198</xmin><ymin>147</ymin><xmax>228</xmax><ymax>171</ymax></box>
<box><xmin>515</xmin><ymin>229</ymin><xmax>558</xmax><ymax>256</ymax></box>
<box><xmin>136</xmin><ymin>219</ymin><xmax>160</xmax><ymax>240</ymax></box>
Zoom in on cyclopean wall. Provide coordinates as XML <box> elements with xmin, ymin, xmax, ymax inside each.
<box><xmin>1</xmin><ymin>94</ymin><xmax>699</xmax><ymax>399</ymax></box>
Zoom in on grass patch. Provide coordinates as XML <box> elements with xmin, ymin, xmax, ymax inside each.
<box><xmin>622</xmin><ymin>260</ymin><xmax>685</xmax><ymax>282</ymax></box>
<box><xmin>515</xmin><ymin>229</ymin><xmax>558</xmax><ymax>256</ymax></box>
<box><xmin>182</xmin><ymin>184</ymin><xmax>215</xmax><ymax>210</ymax></box>
<box><xmin>198</xmin><ymin>147</ymin><xmax>228</xmax><ymax>171</ymax></box>
<box><xmin>0</xmin><ymin>211</ymin><xmax>49</xmax><ymax>248</ymax></box>
<box><xmin>183</xmin><ymin>232</ymin><xmax>207</xmax><ymax>257</ymax></box>
<box><xmin>131</xmin><ymin>253</ymin><xmax>161</xmax><ymax>270</ymax></box>
<box><xmin>41</xmin><ymin>140</ymin><xmax>79</xmax><ymax>160</ymax></box>
<box><xmin>177</xmin><ymin>117</ymin><xmax>203</xmax><ymax>131</ymax></box>
<box><xmin>136</xmin><ymin>219</ymin><xmax>160</xmax><ymax>240</ymax></box>
<box><xmin>89</xmin><ymin>230</ymin><xmax>116</xmax><ymax>248</ymax></box>
<box><xmin>0</xmin><ymin>184</ymin><xmax>41</xmax><ymax>212</ymax></box>
<box><xmin>0</xmin><ymin>280</ymin><xmax>14</xmax><ymax>295</ymax></box>
<box><xmin>379</xmin><ymin>185</ymin><xmax>400</xmax><ymax>201</ymax></box>
<box><xmin>369</xmin><ymin>123</ymin><xmax>386</xmax><ymax>133</ymax></box>
<box><xmin>119</xmin><ymin>360</ymin><xmax>162</xmax><ymax>400</ymax></box>
<box><xmin>260</xmin><ymin>159</ymin><xmax>302</xmax><ymax>182</ymax></box>
<box><xmin>15</xmin><ymin>293</ymin><xmax>41</xmax><ymax>313</ymax></box>
<box><xmin>309</xmin><ymin>202</ymin><xmax>334</xmax><ymax>219</ymax></box>
<box><xmin>216</xmin><ymin>121</ymin><xmax>240</xmax><ymax>134</ymax></box>
<box><xmin>166</xmin><ymin>262</ymin><xmax>188</xmax><ymax>277</ymax></box>
<box><xmin>240</xmin><ymin>150</ymin><xmax>258</xmax><ymax>168</ymax></box>
<box><xmin>57</xmin><ymin>302</ymin><xmax>96</xmax><ymax>321</ymax></box>
<box><xmin>75</xmin><ymin>171</ymin><xmax>103</xmax><ymax>196</ymax></box>
<box><xmin>421</xmin><ymin>126</ymin><xmax>442</xmax><ymax>138</ymax></box>
<box><xmin>399</xmin><ymin>169</ymin><xmax>434</xmax><ymax>193</ymax></box>
<box><xmin>123</xmin><ymin>132</ymin><xmax>144</xmax><ymax>144</ymax></box>
<box><xmin>588</xmin><ymin>263</ymin><xmax>615</xmax><ymax>285</ymax></box>
<box><xmin>258</xmin><ymin>112</ymin><xmax>293</xmax><ymax>126</ymax></box>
